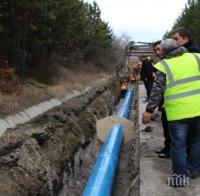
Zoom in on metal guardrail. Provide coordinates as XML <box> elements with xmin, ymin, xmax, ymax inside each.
<box><xmin>83</xmin><ymin>90</ymin><xmax>133</xmax><ymax>196</ymax></box>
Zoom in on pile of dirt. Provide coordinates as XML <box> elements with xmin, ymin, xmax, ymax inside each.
<box><xmin>0</xmin><ymin>76</ymin><xmax>119</xmax><ymax>195</ymax></box>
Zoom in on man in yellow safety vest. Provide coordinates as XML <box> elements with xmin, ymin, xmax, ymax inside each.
<box><xmin>142</xmin><ymin>38</ymin><xmax>200</xmax><ymax>186</ymax></box>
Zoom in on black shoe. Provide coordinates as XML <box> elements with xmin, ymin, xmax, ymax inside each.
<box><xmin>156</xmin><ymin>148</ymin><xmax>168</xmax><ymax>154</ymax></box>
<box><xmin>159</xmin><ymin>153</ymin><xmax>170</xmax><ymax>158</ymax></box>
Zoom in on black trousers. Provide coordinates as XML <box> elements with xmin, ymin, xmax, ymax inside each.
<box><xmin>143</xmin><ymin>79</ymin><xmax>153</xmax><ymax>100</ymax></box>
<box><xmin>162</xmin><ymin>108</ymin><xmax>171</xmax><ymax>152</ymax></box>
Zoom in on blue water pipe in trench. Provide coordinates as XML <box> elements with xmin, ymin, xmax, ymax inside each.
<box><xmin>83</xmin><ymin>90</ymin><xmax>133</xmax><ymax>196</ymax></box>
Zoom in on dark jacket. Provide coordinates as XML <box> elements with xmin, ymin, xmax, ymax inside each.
<box><xmin>140</xmin><ymin>57</ymin><xmax>155</xmax><ymax>81</ymax></box>
<box><xmin>183</xmin><ymin>40</ymin><xmax>200</xmax><ymax>53</ymax></box>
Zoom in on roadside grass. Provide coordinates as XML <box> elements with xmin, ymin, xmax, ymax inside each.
<box><xmin>0</xmin><ymin>66</ymin><xmax>112</xmax><ymax>118</ymax></box>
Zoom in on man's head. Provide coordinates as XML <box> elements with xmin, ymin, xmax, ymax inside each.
<box><xmin>152</xmin><ymin>41</ymin><xmax>162</xmax><ymax>59</ymax></box>
<box><xmin>160</xmin><ymin>39</ymin><xmax>178</xmax><ymax>56</ymax></box>
<box><xmin>172</xmin><ymin>27</ymin><xmax>190</xmax><ymax>46</ymax></box>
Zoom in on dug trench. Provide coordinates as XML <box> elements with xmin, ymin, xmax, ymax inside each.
<box><xmin>0</xmin><ymin>76</ymin><xmax>139</xmax><ymax>196</ymax></box>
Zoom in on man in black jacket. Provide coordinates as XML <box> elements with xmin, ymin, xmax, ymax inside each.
<box><xmin>172</xmin><ymin>27</ymin><xmax>200</xmax><ymax>52</ymax></box>
<box><xmin>139</xmin><ymin>56</ymin><xmax>155</xmax><ymax>101</ymax></box>
<box><xmin>152</xmin><ymin>41</ymin><xmax>171</xmax><ymax>158</ymax></box>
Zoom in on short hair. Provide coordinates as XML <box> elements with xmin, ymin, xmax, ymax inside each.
<box><xmin>152</xmin><ymin>40</ymin><xmax>161</xmax><ymax>48</ymax></box>
<box><xmin>161</xmin><ymin>39</ymin><xmax>178</xmax><ymax>54</ymax></box>
<box><xmin>172</xmin><ymin>27</ymin><xmax>191</xmax><ymax>39</ymax></box>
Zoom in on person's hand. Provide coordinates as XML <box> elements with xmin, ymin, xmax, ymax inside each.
<box><xmin>142</xmin><ymin>111</ymin><xmax>152</xmax><ymax>124</ymax></box>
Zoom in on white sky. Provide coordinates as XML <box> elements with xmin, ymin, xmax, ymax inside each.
<box><xmin>85</xmin><ymin>0</ymin><xmax>188</xmax><ymax>42</ymax></box>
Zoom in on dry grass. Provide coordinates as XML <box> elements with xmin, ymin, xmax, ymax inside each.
<box><xmin>0</xmin><ymin>66</ymin><xmax>112</xmax><ymax>118</ymax></box>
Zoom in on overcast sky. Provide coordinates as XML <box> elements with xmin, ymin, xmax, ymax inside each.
<box><xmin>85</xmin><ymin>0</ymin><xmax>188</xmax><ymax>42</ymax></box>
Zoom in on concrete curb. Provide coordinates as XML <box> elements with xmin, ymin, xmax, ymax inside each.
<box><xmin>0</xmin><ymin>87</ymin><xmax>92</xmax><ymax>137</ymax></box>
<box><xmin>0</xmin><ymin>76</ymin><xmax>112</xmax><ymax>137</ymax></box>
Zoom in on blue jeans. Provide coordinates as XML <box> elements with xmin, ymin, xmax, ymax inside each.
<box><xmin>169</xmin><ymin>116</ymin><xmax>200</xmax><ymax>175</ymax></box>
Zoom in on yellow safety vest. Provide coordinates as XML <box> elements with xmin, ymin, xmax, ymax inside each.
<box><xmin>154</xmin><ymin>53</ymin><xmax>200</xmax><ymax>121</ymax></box>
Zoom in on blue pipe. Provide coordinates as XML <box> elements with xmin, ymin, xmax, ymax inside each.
<box><xmin>117</xmin><ymin>90</ymin><xmax>133</xmax><ymax>118</ymax></box>
<box><xmin>83</xmin><ymin>90</ymin><xmax>134</xmax><ymax>196</ymax></box>
<box><xmin>82</xmin><ymin>125</ymin><xmax>124</xmax><ymax>196</ymax></box>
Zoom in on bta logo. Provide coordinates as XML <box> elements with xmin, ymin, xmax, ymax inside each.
<box><xmin>168</xmin><ymin>174</ymin><xmax>189</xmax><ymax>187</ymax></box>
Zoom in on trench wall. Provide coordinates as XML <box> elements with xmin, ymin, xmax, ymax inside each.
<box><xmin>0</xmin><ymin>76</ymin><xmax>139</xmax><ymax>196</ymax></box>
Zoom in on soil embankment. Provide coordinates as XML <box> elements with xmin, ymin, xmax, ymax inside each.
<box><xmin>0</xmin><ymin>76</ymin><xmax>140</xmax><ymax>196</ymax></box>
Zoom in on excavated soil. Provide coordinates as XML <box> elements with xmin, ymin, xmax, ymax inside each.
<box><xmin>0</xmin><ymin>76</ymin><xmax>140</xmax><ymax>196</ymax></box>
